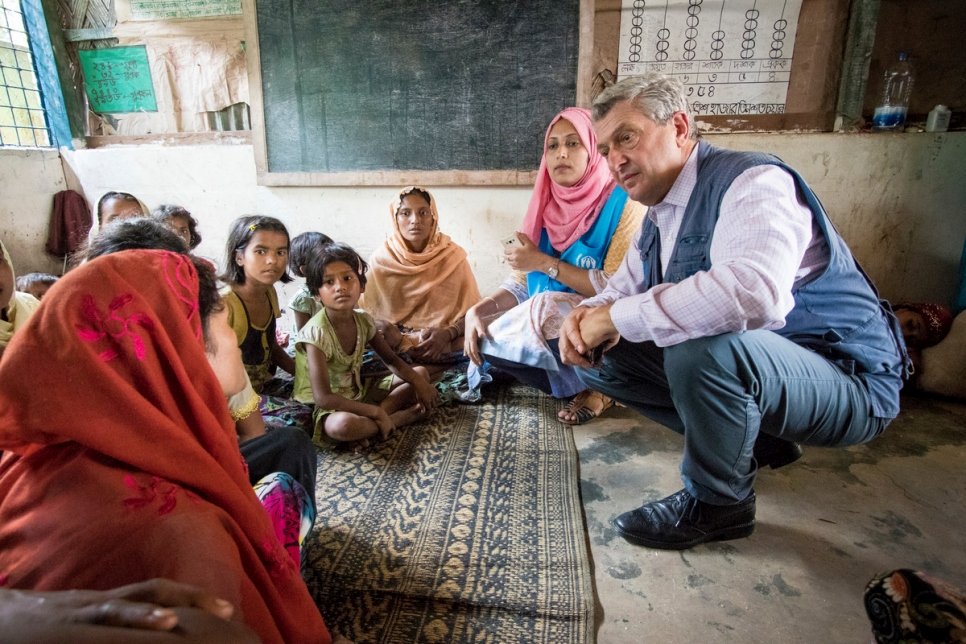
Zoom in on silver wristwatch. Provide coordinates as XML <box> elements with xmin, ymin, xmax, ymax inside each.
<box><xmin>546</xmin><ymin>258</ymin><xmax>561</xmax><ymax>280</ymax></box>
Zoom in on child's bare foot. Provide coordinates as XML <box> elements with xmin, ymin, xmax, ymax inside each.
<box><xmin>390</xmin><ymin>403</ymin><xmax>429</xmax><ymax>427</ymax></box>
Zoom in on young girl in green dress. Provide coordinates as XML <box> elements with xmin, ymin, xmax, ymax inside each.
<box><xmin>292</xmin><ymin>242</ymin><xmax>439</xmax><ymax>445</ymax></box>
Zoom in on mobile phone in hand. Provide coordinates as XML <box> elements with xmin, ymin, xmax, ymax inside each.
<box><xmin>587</xmin><ymin>344</ymin><xmax>604</xmax><ymax>367</ymax></box>
<box><xmin>503</xmin><ymin>234</ymin><xmax>523</xmax><ymax>248</ymax></box>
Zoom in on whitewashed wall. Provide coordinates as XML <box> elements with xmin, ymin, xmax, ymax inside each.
<box><xmin>57</xmin><ymin>145</ymin><xmax>532</xmax><ymax>297</ymax></box>
<box><xmin>0</xmin><ymin>149</ymin><xmax>68</xmax><ymax>277</ymax></box>
<box><xmin>2</xmin><ymin>132</ymin><xmax>965</xmax><ymax>304</ymax></box>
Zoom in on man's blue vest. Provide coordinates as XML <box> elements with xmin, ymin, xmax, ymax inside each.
<box><xmin>637</xmin><ymin>140</ymin><xmax>908</xmax><ymax>418</ymax></box>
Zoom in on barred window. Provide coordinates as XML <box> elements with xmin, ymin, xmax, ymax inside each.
<box><xmin>0</xmin><ymin>0</ymin><xmax>50</xmax><ymax>147</ymax></box>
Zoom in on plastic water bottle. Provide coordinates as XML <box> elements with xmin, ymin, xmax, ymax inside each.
<box><xmin>872</xmin><ymin>52</ymin><xmax>915</xmax><ymax>131</ymax></box>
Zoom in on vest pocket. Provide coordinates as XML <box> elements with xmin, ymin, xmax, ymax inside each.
<box><xmin>665</xmin><ymin>234</ymin><xmax>710</xmax><ymax>281</ymax></box>
<box><xmin>673</xmin><ymin>234</ymin><xmax>710</xmax><ymax>260</ymax></box>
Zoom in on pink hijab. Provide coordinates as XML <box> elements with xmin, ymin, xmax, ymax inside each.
<box><xmin>520</xmin><ymin>107</ymin><xmax>616</xmax><ymax>252</ymax></box>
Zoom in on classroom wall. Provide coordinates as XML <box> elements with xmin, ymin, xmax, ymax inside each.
<box><xmin>709</xmin><ymin>132</ymin><xmax>966</xmax><ymax>305</ymax></box>
<box><xmin>55</xmin><ymin>144</ymin><xmax>531</xmax><ymax>294</ymax></box>
<box><xmin>2</xmin><ymin>132</ymin><xmax>965</xmax><ymax>306</ymax></box>
<box><xmin>0</xmin><ymin>148</ymin><xmax>68</xmax><ymax>276</ymax></box>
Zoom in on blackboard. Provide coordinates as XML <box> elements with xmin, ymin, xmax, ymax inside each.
<box><xmin>251</xmin><ymin>0</ymin><xmax>581</xmax><ymax>181</ymax></box>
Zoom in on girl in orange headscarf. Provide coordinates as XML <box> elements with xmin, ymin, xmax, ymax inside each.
<box><xmin>0</xmin><ymin>250</ymin><xmax>331</xmax><ymax>644</ymax></box>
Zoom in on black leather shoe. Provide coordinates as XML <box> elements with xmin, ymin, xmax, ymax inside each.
<box><xmin>613</xmin><ymin>489</ymin><xmax>756</xmax><ymax>550</ymax></box>
<box><xmin>753</xmin><ymin>433</ymin><xmax>803</xmax><ymax>470</ymax></box>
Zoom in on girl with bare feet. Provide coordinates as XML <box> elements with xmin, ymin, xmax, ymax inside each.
<box><xmin>292</xmin><ymin>242</ymin><xmax>439</xmax><ymax>446</ymax></box>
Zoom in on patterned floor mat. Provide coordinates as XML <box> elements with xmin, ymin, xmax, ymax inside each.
<box><xmin>303</xmin><ymin>383</ymin><xmax>594</xmax><ymax>643</ymax></box>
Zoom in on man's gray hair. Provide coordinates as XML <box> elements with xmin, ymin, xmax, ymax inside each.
<box><xmin>592</xmin><ymin>73</ymin><xmax>696</xmax><ymax>140</ymax></box>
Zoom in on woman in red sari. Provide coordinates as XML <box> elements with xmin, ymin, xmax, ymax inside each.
<box><xmin>0</xmin><ymin>250</ymin><xmax>331</xmax><ymax>644</ymax></box>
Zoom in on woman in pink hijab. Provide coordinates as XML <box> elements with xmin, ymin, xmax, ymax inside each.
<box><xmin>463</xmin><ymin>107</ymin><xmax>645</xmax><ymax>423</ymax></box>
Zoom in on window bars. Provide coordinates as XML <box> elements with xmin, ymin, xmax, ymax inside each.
<box><xmin>0</xmin><ymin>0</ymin><xmax>50</xmax><ymax>147</ymax></box>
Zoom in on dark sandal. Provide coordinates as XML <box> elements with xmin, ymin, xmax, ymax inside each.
<box><xmin>559</xmin><ymin>390</ymin><xmax>615</xmax><ymax>425</ymax></box>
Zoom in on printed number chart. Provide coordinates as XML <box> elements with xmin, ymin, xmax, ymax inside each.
<box><xmin>618</xmin><ymin>0</ymin><xmax>803</xmax><ymax>117</ymax></box>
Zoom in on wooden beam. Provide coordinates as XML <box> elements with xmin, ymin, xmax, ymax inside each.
<box><xmin>33</xmin><ymin>0</ymin><xmax>84</xmax><ymax>143</ymax></box>
<box><xmin>256</xmin><ymin>169</ymin><xmax>538</xmax><ymax>188</ymax></box>
<box><xmin>63</xmin><ymin>27</ymin><xmax>115</xmax><ymax>41</ymax></box>
<box><xmin>85</xmin><ymin>131</ymin><xmax>252</xmax><ymax>147</ymax></box>
<box><xmin>835</xmin><ymin>0</ymin><xmax>882</xmax><ymax>131</ymax></box>
<box><xmin>575</xmin><ymin>0</ymin><xmax>595</xmax><ymax>108</ymax></box>
<box><xmin>70</xmin><ymin>0</ymin><xmax>90</xmax><ymax>29</ymax></box>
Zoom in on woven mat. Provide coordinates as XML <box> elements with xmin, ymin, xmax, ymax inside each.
<box><xmin>303</xmin><ymin>383</ymin><xmax>595</xmax><ymax>643</ymax></box>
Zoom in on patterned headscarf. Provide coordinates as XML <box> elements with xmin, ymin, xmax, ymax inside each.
<box><xmin>896</xmin><ymin>302</ymin><xmax>954</xmax><ymax>348</ymax></box>
<box><xmin>865</xmin><ymin>569</ymin><xmax>966</xmax><ymax>642</ymax></box>
<box><xmin>0</xmin><ymin>250</ymin><xmax>330</xmax><ymax>644</ymax></box>
<box><xmin>520</xmin><ymin>107</ymin><xmax>616</xmax><ymax>252</ymax></box>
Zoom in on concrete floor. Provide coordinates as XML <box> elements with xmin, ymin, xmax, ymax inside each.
<box><xmin>571</xmin><ymin>392</ymin><xmax>966</xmax><ymax>643</ymax></box>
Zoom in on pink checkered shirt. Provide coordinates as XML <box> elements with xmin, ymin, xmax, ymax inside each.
<box><xmin>582</xmin><ymin>145</ymin><xmax>829</xmax><ymax>347</ymax></box>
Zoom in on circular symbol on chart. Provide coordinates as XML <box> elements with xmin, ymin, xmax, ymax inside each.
<box><xmin>710</xmin><ymin>30</ymin><xmax>725</xmax><ymax>60</ymax></box>
<box><xmin>742</xmin><ymin>9</ymin><xmax>759</xmax><ymax>59</ymax></box>
<box><xmin>770</xmin><ymin>18</ymin><xmax>787</xmax><ymax>59</ymax></box>
<box><xmin>628</xmin><ymin>0</ymin><xmax>645</xmax><ymax>62</ymax></box>
<box><xmin>656</xmin><ymin>27</ymin><xmax>670</xmax><ymax>62</ymax></box>
<box><xmin>684</xmin><ymin>36</ymin><xmax>697</xmax><ymax>60</ymax></box>
<box><xmin>683</xmin><ymin>0</ymin><xmax>701</xmax><ymax>61</ymax></box>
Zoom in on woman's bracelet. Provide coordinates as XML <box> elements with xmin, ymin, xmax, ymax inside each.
<box><xmin>482</xmin><ymin>296</ymin><xmax>501</xmax><ymax>316</ymax></box>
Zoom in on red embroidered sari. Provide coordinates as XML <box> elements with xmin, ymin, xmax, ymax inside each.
<box><xmin>0</xmin><ymin>250</ymin><xmax>330</xmax><ymax>644</ymax></box>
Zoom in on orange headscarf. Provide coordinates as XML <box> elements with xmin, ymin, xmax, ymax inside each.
<box><xmin>0</xmin><ymin>250</ymin><xmax>329</xmax><ymax>644</ymax></box>
<box><xmin>520</xmin><ymin>107</ymin><xmax>616</xmax><ymax>252</ymax></box>
<box><xmin>361</xmin><ymin>186</ymin><xmax>481</xmax><ymax>330</ymax></box>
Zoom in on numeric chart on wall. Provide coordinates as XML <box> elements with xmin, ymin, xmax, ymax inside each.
<box><xmin>618</xmin><ymin>0</ymin><xmax>803</xmax><ymax>117</ymax></box>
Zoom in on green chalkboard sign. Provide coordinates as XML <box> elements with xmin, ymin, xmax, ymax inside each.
<box><xmin>78</xmin><ymin>46</ymin><xmax>158</xmax><ymax>113</ymax></box>
<box><xmin>254</xmin><ymin>0</ymin><xmax>579</xmax><ymax>174</ymax></box>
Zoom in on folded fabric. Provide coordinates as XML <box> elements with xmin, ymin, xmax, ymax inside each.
<box><xmin>865</xmin><ymin>568</ymin><xmax>966</xmax><ymax>643</ymax></box>
<box><xmin>466</xmin><ymin>291</ymin><xmax>586</xmax><ymax>399</ymax></box>
<box><xmin>45</xmin><ymin>189</ymin><xmax>92</xmax><ymax>257</ymax></box>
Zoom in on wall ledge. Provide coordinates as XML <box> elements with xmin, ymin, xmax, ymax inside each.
<box><xmin>83</xmin><ymin>131</ymin><xmax>251</xmax><ymax>148</ymax></box>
